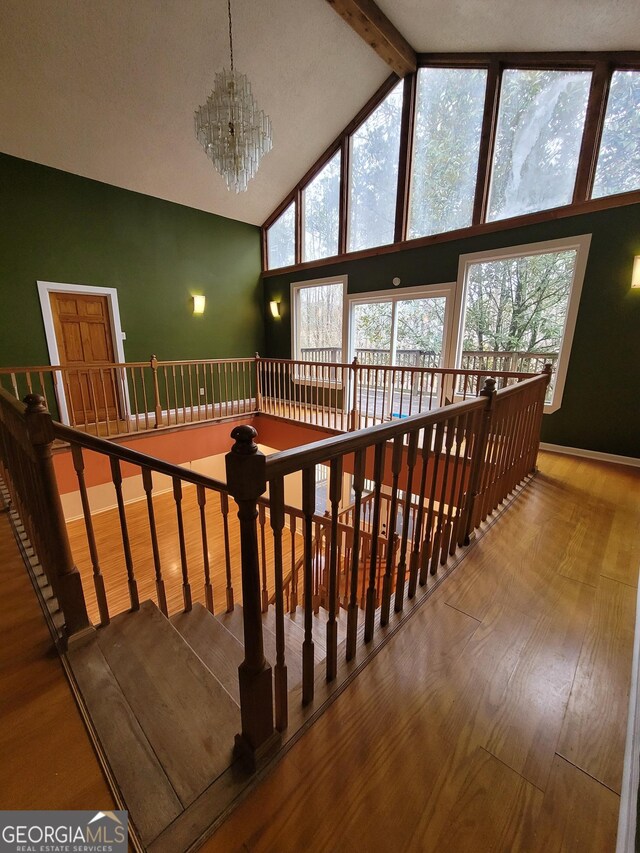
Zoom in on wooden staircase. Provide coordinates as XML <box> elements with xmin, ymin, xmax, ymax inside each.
<box><xmin>69</xmin><ymin>597</ymin><xmax>349</xmax><ymax>849</ymax></box>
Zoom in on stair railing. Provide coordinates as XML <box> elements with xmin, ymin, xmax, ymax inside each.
<box><xmin>248</xmin><ymin>369</ymin><xmax>551</xmax><ymax>735</ymax></box>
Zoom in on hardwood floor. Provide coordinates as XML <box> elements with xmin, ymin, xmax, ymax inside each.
<box><xmin>1</xmin><ymin>451</ymin><xmax>638</xmax><ymax>852</ymax></box>
<box><xmin>204</xmin><ymin>452</ymin><xmax>640</xmax><ymax>853</ymax></box>
<box><xmin>0</xmin><ymin>512</ymin><xmax>114</xmax><ymax>812</ymax></box>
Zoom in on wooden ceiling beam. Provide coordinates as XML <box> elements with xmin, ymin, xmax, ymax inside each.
<box><xmin>325</xmin><ymin>0</ymin><xmax>417</xmax><ymax>78</ymax></box>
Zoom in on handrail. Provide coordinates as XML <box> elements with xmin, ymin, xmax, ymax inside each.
<box><xmin>258</xmin><ymin>354</ymin><xmax>533</xmax><ymax>380</ymax></box>
<box><xmin>265</xmin><ymin>392</ymin><xmax>490</xmax><ymax>479</ymax></box>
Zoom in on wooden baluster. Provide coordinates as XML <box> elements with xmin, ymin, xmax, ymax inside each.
<box><xmin>394</xmin><ymin>430</ymin><xmax>418</xmax><ymax>612</ymax></box>
<box><xmin>259</xmin><ymin>502</ymin><xmax>269</xmax><ymax>612</ymax></box>
<box><xmin>130</xmin><ymin>366</ymin><xmax>141</xmax><ymax>432</ymax></box>
<box><xmin>76</xmin><ymin>368</ymin><xmax>90</xmax><ymax>433</ymax></box>
<box><xmin>196</xmin><ymin>485</ymin><xmax>214</xmax><ymax>613</ymax></box>
<box><xmin>325</xmin><ymin>456</ymin><xmax>342</xmax><ymax>681</ymax></box>
<box><xmin>10</xmin><ymin>372</ymin><xmax>19</xmax><ymax>398</ymax></box>
<box><xmin>430</xmin><ymin>415</ymin><xmax>457</xmax><ymax>576</ymax></box>
<box><xmin>139</xmin><ymin>366</ymin><xmax>150</xmax><ymax>430</ymax></box>
<box><xmin>460</xmin><ymin>378</ymin><xmax>496</xmax><ymax>544</ymax></box>
<box><xmin>195</xmin><ymin>363</ymin><xmax>202</xmax><ymax>420</ymax></box>
<box><xmin>441</xmin><ymin>413</ymin><xmax>468</xmax><ymax>564</ymax></box>
<box><xmin>71</xmin><ymin>443</ymin><xmax>109</xmax><ymax>626</ymax></box>
<box><xmin>23</xmin><ymin>396</ymin><xmax>92</xmax><ymax>639</ymax></box>
<box><xmin>61</xmin><ymin>369</ymin><xmax>76</xmax><ymax>427</ymax></box>
<box><xmin>151</xmin><ymin>355</ymin><xmax>163</xmax><ymax>428</ymax></box>
<box><xmin>268</xmin><ymin>475</ymin><xmax>288</xmax><ymax>732</ymax></box>
<box><xmin>220</xmin><ymin>491</ymin><xmax>234</xmax><ymax>611</ymax></box>
<box><xmin>301</xmin><ymin>466</ymin><xmax>316</xmax><ymax>703</ymax></box>
<box><xmin>188</xmin><ymin>364</ymin><xmax>195</xmax><ymax>421</ymax></box>
<box><xmin>109</xmin><ymin>456</ymin><xmax>139</xmax><ymax>611</ymax></box>
<box><xmin>380</xmin><ymin>436</ymin><xmax>403</xmax><ymax>625</ymax></box>
<box><xmin>420</xmin><ymin>419</ymin><xmax>445</xmax><ymax>585</ymax></box>
<box><xmin>408</xmin><ymin>422</ymin><xmax>433</xmax><ymax>596</ymax></box>
<box><xmin>255</xmin><ymin>353</ymin><xmax>262</xmax><ymax>413</ymax></box>
<box><xmin>179</xmin><ymin>364</ymin><xmax>186</xmax><ymax>423</ymax></box>
<box><xmin>97</xmin><ymin>368</ymin><xmax>112</xmax><ymax>437</ymax></box>
<box><xmin>346</xmin><ymin>448</ymin><xmax>365</xmax><ymax>661</ymax></box>
<box><xmin>349</xmin><ymin>358</ymin><xmax>359</xmax><ymax>431</ymax></box>
<box><xmin>209</xmin><ymin>363</ymin><xmax>216</xmax><ymax>419</ymax></box>
<box><xmin>225</xmin><ymin>425</ymin><xmax>278</xmax><ymax>766</ymax></box>
<box><xmin>172</xmin><ymin>477</ymin><xmax>192</xmax><ymax>611</ymax></box>
<box><xmin>289</xmin><ymin>513</ymin><xmax>298</xmax><ymax>613</ymax></box>
<box><xmin>364</xmin><ymin>442</ymin><xmax>385</xmax><ymax>642</ymax></box>
<box><xmin>171</xmin><ymin>365</ymin><xmax>178</xmax><ymax>425</ymax></box>
<box><xmin>450</xmin><ymin>412</ymin><xmax>472</xmax><ymax>554</ymax></box>
<box><xmin>142</xmin><ymin>466</ymin><xmax>168</xmax><ymax>616</ymax></box>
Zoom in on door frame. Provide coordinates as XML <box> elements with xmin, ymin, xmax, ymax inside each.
<box><xmin>37</xmin><ymin>280</ymin><xmax>128</xmax><ymax>425</ymax></box>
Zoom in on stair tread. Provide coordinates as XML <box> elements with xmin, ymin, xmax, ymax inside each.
<box><xmin>95</xmin><ymin>600</ymin><xmax>239</xmax><ymax>809</ymax></box>
<box><xmin>291</xmin><ymin>605</ymin><xmax>349</xmax><ymax>649</ymax></box>
<box><xmin>262</xmin><ymin>607</ymin><xmax>324</xmax><ymax>664</ymax></box>
<box><xmin>216</xmin><ymin>606</ymin><xmax>304</xmax><ymax>687</ymax></box>
<box><xmin>67</xmin><ymin>635</ymin><xmax>183</xmax><ymax>846</ymax></box>
<box><xmin>171</xmin><ymin>604</ymin><xmax>243</xmax><ymax>705</ymax></box>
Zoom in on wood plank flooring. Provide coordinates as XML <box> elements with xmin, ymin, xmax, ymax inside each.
<box><xmin>0</xmin><ymin>512</ymin><xmax>115</xmax><ymax>812</ymax></box>
<box><xmin>2</xmin><ymin>451</ymin><xmax>638</xmax><ymax>852</ymax></box>
<box><xmin>203</xmin><ymin>452</ymin><xmax>640</xmax><ymax>852</ymax></box>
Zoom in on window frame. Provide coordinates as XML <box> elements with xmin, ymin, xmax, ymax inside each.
<box><xmin>346</xmin><ymin>282</ymin><xmax>457</xmax><ymax>368</ymax></box>
<box><xmin>290</xmin><ymin>275</ymin><xmax>348</xmax><ymax>367</ymax></box>
<box><xmin>451</xmin><ymin>234</ymin><xmax>592</xmax><ymax>414</ymax></box>
<box><xmin>263</xmin><ymin>53</ymin><xmax>640</xmax><ymax>275</ymax></box>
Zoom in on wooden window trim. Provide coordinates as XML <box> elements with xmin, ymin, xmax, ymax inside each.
<box><xmin>263</xmin><ymin>51</ymin><xmax>640</xmax><ymax>272</ymax></box>
<box><xmin>261</xmin><ymin>189</ymin><xmax>640</xmax><ymax>279</ymax></box>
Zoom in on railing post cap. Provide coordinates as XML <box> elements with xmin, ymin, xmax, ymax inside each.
<box><xmin>352</xmin><ymin>356</ymin><xmax>358</xmax><ymax>366</ymax></box>
<box><xmin>23</xmin><ymin>393</ymin><xmax>48</xmax><ymax>414</ymax></box>
<box><xmin>480</xmin><ymin>377</ymin><xmax>496</xmax><ymax>395</ymax></box>
<box><xmin>230</xmin><ymin>424</ymin><xmax>259</xmax><ymax>455</ymax></box>
<box><xmin>542</xmin><ymin>363</ymin><xmax>553</xmax><ymax>374</ymax></box>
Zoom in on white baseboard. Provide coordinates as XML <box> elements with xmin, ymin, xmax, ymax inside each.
<box><xmin>617</xmin><ymin>570</ymin><xmax>640</xmax><ymax>853</ymax></box>
<box><xmin>540</xmin><ymin>443</ymin><xmax>640</xmax><ymax>469</ymax></box>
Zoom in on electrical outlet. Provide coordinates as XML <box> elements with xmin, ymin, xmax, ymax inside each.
<box><xmin>199</xmin><ymin>388</ymin><xmax>205</xmax><ymax>396</ymax></box>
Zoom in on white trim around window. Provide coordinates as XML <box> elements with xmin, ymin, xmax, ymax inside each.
<box><xmin>290</xmin><ymin>275</ymin><xmax>348</xmax><ymax>362</ymax></box>
<box><xmin>452</xmin><ymin>234</ymin><xmax>592</xmax><ymax>414</ymax></box>
<box><xmin>346</xmin><ymin>282</ymin><xmax>457</xmax><ymax>367</ymax></box>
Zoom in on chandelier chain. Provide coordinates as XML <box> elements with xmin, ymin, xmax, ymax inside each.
<box><xmin>195</xmin><ymin>0</ymin><xmax>272</xmax><ymax>192</ymax></box>
<box><xmin>227</xmin><ymin>0</ymin><xmax>234</xmax><ymax>71</ymax></box>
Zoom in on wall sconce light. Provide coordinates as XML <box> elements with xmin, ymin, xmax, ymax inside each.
<box><xmin>632</xmin><ymin>256</ymin><xmax>640</xmax><ymax>289</ymax></box>
<box><xmin>270</xmin><ymin>300</ymin><xmax>281</xmax><ymax>318</ymax></box>
<box><xmin>192</xmin><ymin>294</ymin><xmax>206</xmax><ymax>315</ymax></box>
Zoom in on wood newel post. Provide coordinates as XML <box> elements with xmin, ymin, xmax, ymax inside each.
<box><xmin>23</xmin><ymin>394</ymin><xmax>92</xmax><ymax>641</ymax></box>
<box><xmin>225</xmin><ymin>424</ymin><xmax>278</xmax><ymax>768</ymax></box>
<box><xmin>461</xmin><ymin>378</ymin><xmax>496</xmax><ymax>545</ymax></box>
<box><xmin>349</xmin><ymin>356</ymin><xmax>359</xmax><ymax>432</ymax></box>
<box><xmin>255</xmin><ymin>352</ymin><xmax>263</xmax><ymax>412</ymax></box>
<box><xmin>150</xmin><ymin>355</ymin><xmax>163</xmax><ymax>428</ymax></box>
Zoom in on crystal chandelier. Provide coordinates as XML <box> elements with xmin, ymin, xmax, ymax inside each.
<box><xmin>195</xmin><ymin>0</ymin><xmax>272</xmax><ymax>193</ymax></box>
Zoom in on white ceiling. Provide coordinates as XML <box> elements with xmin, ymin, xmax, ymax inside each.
<box><xmin>1</xmin><ymin>0</ymin><xmax>638</xmax><ymax>227</ymax></box>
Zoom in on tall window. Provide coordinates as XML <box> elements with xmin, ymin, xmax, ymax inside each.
<box><xmin>348</xmin><ymin>82</ymin><xmax>404</xmax><ymax>253</ymax></box>
<box><xmin>293</xmin><ymin>279</ymin><xmax>345</xmax><ymax>362</ymax></box>
<box><xmin>267</xmin><ymin>202</ymin><xmax>295</xmax><ymax>269</ymax></box>
<box><xmin>487</xmin><ymin>70</ymin><xmax>591</xmax><ymax>221</ymax></box>
<box><xmin>408</xmin><ymin>67</ymin><xmax>487</xmax><ymax>239</ymax></box>
<box><xmin>303</xmin><ymin>151</ymin><xmax>341</xmax><ymax>262</ymax></box>
<box><xmin>592</xmin><ymin>70</ymin><xmax>640</xmax><ymax>198</ymax></box>
<box><xmin>457</xmin><ymin>237</ymin><xmax>590</xmax><ymax>409</ymax></box>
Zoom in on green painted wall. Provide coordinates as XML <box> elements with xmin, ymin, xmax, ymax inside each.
<box><xmin>263</xmin><ymin>204</ymin><xmax>640</xmax><ymax>458</ymax></box>
<box><xmin>0</xmin><ymin>153</ymin><xmax>263</xmax><ymax>368</ymax></box>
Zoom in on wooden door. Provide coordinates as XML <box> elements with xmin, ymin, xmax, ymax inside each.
<box><xmin>50</xmin><ymin>292</ymin><xmax>120</xmax><ymax>424</ymax></box>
